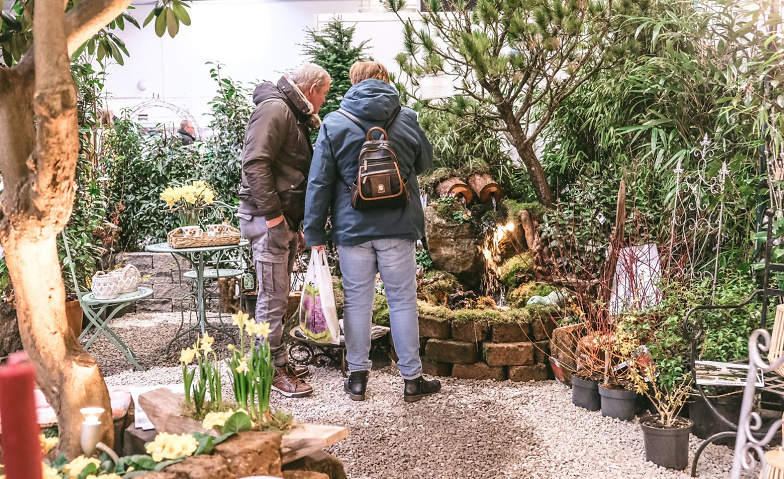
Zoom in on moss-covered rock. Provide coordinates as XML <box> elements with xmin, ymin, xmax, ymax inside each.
<box><xmin>507</xmin><ymin>282</ymin><xmax>555</xmax><ymax>308</ymax></box>
<box><xmin>417</xmin><ymin>300</ymin><xmax>531</xmax><ymax>326</ymax></box>
<box><xmin>498</xmin><ymin>253</ymin><xmax>534</xmax><ymax>290</ymax></box>
<box><xmin>419</xmin><ymin>270</ymin><xmax>463</xmax><ymax>306</ymax></box>
<box><xmin>372</xmin><ymin>294</ymin><xmax>389</xmax><ymax>327</ymax></box>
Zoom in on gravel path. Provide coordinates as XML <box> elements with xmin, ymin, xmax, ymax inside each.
<box><xmin>96</xmin><ymin>313</ymin><xmax>753</xmax><ymax>479</ymax></box>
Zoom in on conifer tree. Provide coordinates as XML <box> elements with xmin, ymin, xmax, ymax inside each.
<box><xmin>303</xmin><ymin>18</ymin><xmax>371</xmax><ymax>119</ymax></box>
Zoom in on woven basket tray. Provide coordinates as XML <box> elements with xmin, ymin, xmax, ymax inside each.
<box><xmin>167</xmin><ymin>225</ymin><xmax>241</xmax><ymax>249</ymax></box>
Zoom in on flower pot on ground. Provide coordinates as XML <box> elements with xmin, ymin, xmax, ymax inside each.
<box><xmin>688</xmin><ymin>389</ymin><xmax>742</xmax><ymax>445</ymax></box>
<box><xmin>571</xmin><ymin>374</ymin><xmax>601</xmax><ymax>411</ymax></box>
<box><xmin>640</xmin><ymin>415</ymin><xmax>693</xmax><ymax>469</ymax></box>
<box><xmin>598</xmin><ymin>383</ymin><xmax>637</xmax><ymax>421</ymax></box>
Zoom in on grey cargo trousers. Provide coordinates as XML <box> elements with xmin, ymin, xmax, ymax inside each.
<box><xmin>239</xmin><ymin>214</ymin><xmax>297</xmax><ymax>367</ymax></box>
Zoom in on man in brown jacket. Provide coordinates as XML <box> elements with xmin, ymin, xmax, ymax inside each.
<box><xmin>238</xmin><ymin>63</ymin><xmax>330</xmax><ymax>397</ymax></box>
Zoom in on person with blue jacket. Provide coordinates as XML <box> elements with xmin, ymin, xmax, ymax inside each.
<box><xmin>304</xmin><ymin>61</ymin><xmax>441</xmax><ymax>402</ymax></box>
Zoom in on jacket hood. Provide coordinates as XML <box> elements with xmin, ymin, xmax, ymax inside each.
<box><xmin>252</xmin><ymin>75</ymin><xmax>321</xmax><ymax>128</ymax></box>
<box><xmin>340</xmin><ymin>80</ymin><xmax>400</xmax><ymax>122</ymax></box>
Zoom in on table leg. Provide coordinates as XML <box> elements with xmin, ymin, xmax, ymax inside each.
<box><xmin>194</xmin><ymin>252</ymin><xmax>206</xmax><ymax>336</ymax></box>
<box><xmin>81</xmin><ymin>304</ymin><xmax>145</xmax><ymax>371</ymax></box>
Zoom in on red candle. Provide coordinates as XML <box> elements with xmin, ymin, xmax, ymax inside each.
<box><xmin>0</xmin><ymin>352</ymin><xmax>43</xmax><ymax>479</ymax></box>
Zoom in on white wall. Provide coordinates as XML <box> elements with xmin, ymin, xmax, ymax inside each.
<box><xmin>103</xmin><ymin>0</ymin><xmax>420</xmax><ymax>131</ymax></box>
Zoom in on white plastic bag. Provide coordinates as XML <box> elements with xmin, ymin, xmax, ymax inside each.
<box><xmin>299</xmin><ymin>249</ymin><xmax>340</xmax><ymax>344</ymax></box>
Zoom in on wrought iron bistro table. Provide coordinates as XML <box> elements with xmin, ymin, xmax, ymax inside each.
<box><xmin>146</xmin><ymin>239</ymin><xmax>249</xmax><ymax>351</ymax></box>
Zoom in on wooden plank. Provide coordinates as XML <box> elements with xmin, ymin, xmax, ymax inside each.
<box><xmin>281</xmin><ymin>423</ymin><xmax>349</xmax><ymax>464</ymax></box>
<box><xmin>137</xmin><ymin>388</ymin><xmax>349</xmax><ymax>464</ymax></box>
<box><xmin>137</xmin><ymin>388</ymin><xmax>210</xmax><ymax>436</ymax></box>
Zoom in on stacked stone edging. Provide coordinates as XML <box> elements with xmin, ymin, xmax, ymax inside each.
<box><xmin>417</xmin><ymin>301</ymin><xmax>560</xmax><ymax>382</ymax></box>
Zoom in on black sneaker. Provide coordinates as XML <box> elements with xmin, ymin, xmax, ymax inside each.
<box><xmin>343</xmin><ymin>370</ymin><xmax>369</xmax><ymax>401</ymax></box>
<box><xmin>403</xmin><ymin>376</ymin><xmax>441</xmax><ymax>403</ymax></box>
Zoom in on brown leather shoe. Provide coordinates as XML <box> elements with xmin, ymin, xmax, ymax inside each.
<box><xmin>291</xmin><ymin>364</ymin><xmax>310</xmax><ymax>378</ymax></box>
<box><xmin>272</xmin><ymin>365</ymin><xmax>314</xmax><ymax>398</ymax></box>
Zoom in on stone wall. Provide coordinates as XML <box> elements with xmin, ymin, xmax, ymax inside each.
<box><xmin>416</xmin><ymin>303</ymin><xmax>560</xmax><ymax>382</ymax></box>
<box><xmin>114</xmin><ymin>252</ymin><xmax>195</xmax><ymax>313</ymax></box>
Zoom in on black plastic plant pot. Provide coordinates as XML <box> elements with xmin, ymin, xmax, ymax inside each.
<box><xmin>598</xmin><ymin>384</ymin><xmax>636</xmax><ymax>421</ymax></box>
<box><xmin>640</xmin><ymin>415</ymin><xmax>693</xmax><ymax>470</ymax></box>
<box><xmin>571</xmin><ymin>375</ymin><xmax>601</xmax><ymax>411</ymax></box>
<box><xmin>688</xmin><ymin>391</ymin><xmax>742</xmax><ymax>444</ymax></box>
<box><xmin>244</xmin><ymin>293</ymin><xmax>258</xmax><ymax>317</ymax></box>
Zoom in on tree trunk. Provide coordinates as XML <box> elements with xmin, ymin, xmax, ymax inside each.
<box><xmin>499</xmin><ymin>109</ymin><xmax>554</xmax><ymax>207</ymax></box>
<box><xmin>0</xmin><ymin>0</ymin><xmax>129</xmax><ymax>458</ymax></box>
<box><xmin>4</xmin><ymin>234</ymin><xmax>113</xmax><ymax>457</ymax></box>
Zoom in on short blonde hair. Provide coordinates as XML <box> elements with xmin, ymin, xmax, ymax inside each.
<box><xmin>349</xmin><ymin>61</ymin><xmax>390</xmax><ymax>85</ymax></box>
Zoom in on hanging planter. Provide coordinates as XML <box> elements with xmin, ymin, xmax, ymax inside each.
<box><xmin>640</xmin><ymin>415</ymin><xmax>693</xmax><ymax>469</ymax></box>
<box><xmin>598</xmin><ymin>384</ymin><xmax>636</xmax><ymax>421</ymax></box>
<box><xmin>571</xmin><ymin>375</ymin><xmax>600</xmax><ymax>411</ymax></box>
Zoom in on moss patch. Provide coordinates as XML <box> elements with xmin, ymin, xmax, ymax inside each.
<box><xmin>418</xmin><ymin>300</ymin><xmax>532</xmax><ymax>325</ymax></box>
<box><xmin>499</xmin><ymin>253</ymin><xmax>534</xmax><ymax>290</ymax></box>
<box><xmin>419</xmin><ymin>270</ymin><xmax>463</xmax><ymax>305</ymax></box>
<box><xmin>508</xmin><ymin>282</ymin><xmax>556</xmax><ymax>308</ymax></box>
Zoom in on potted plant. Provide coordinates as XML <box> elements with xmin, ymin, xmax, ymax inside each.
<box><xmin>618</xmin><ymin>315</ymin><xmax>693</xmax><ymax>469</ymax></box>
<box><xmin>597</xmin><ymin>325</ymin><xmax>637</xmax><ymax>421</ymax></box>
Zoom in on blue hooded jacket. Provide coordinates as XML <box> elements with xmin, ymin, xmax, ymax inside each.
<box><xmin>304</xmin><ymin>80</ymin><xmax>433</xmax><ymax>247</ymax></box>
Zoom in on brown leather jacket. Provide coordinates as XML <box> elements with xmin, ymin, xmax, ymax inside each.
<box><xmin>238</xmin><ymin>75</ymin><xmax>320</xmax><ymax>229</ymax></box>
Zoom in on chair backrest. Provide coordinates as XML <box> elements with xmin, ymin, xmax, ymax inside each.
<box><xmin>60</xmin><ymin>231</ymin><xmax>84</xmax><ymax>299</ymax></box>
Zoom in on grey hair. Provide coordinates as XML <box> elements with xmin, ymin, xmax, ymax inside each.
<box><xmin>180</xmin><ymin>119</ymin><xmax>193</xmax><ymax>129</ymax></box>
<box><xmin>289</xmin><ymin>63</ymin><xmax>331</xmax><ymax>92</ymax></box>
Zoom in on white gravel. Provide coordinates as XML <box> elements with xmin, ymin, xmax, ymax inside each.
<box><xmin>97</xmin><ymin>312</ymin><xmax>754</xmax><ymax>479</ymax></box>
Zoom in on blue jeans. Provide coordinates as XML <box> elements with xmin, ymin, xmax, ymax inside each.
<box><xmin>337</xmin><ymin>238</ymin><xmax>422</xmax><ymax>379</ymax></box>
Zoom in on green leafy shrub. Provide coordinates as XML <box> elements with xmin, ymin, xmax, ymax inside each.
<box><xmin>415</xmin><ymin>249</ymin><xmax>433</xmax><ymax>270</ymax></box>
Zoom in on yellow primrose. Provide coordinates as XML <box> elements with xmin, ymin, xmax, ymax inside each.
<box><xmin>236</xmin><ymin>360</ymin><xmax>249</xmax><ymax>374</ymax></box>
<box><xmin>42</xmin><ymin>464</ymin><xmax>60</xmax><ymax>479</ymax></box>
<box><xmin>232</xmin><ymin>311</ymin><xmax>249</xmax><ymax>328</ymax></box>
<box><xmin>86</xmin><ymin>475</ymin><xmax>122</xmax><ymax>479</ymax></box>
<box><xmin>145</xmin><ymin>432</ymin><xmax>199</xmax><ymax>462</ymax></box>
<box><xmin>39</xmin><ymin>434</ymin><xmax>58</xmax><ymax>454</ymax></box>
<box><xmin>202</xmin><ymin>410</ymin><xmax>235</xmax><ymax>431</ymax></box>
<box><xmin>63</xmin><ymin>456</ymin><xmax>101</xmax><ymax>479</ymax></box>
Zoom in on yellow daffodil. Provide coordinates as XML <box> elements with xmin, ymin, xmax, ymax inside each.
<box><xmin>201</xmin><ymin>332</ymin><xmax>215</xmax><ymax>347</ymax></box>
<box><xmin>63</xmin><ymin>456</ymin><xmax>101</xmax><ymax>479</ymax></box>
<box><xmin>236</xmin><ymin>360</ymin><xmax>249</xmax><ymax>374</ymax></box>
<box><xmin>145</xmin><ymin>432</ymin><xmax>199</xmax><ymax>462</ymax></box>
<box><xmin>202</xmin><ymin>410</ymin><xmax>235</xmax><ymax>431</ymax></box>
<box><xmin>232</xmin><ymin>311</ymin><xmax>249</xmax><ymax>328</ymax></box>
<box><xmin>227</xmin><ymin>344</ymin><xmax>235</xmax><ymax>351</ymax></box>
<box><xmin>39</xmin><ymin>434</ymin><xmax>58</xmax><ymax>454</ymax></box>
<box><xmin>180</xmin><ymin>347</ymin><xmax>198</xmax><ymax>365</ymax></box>
<box><xmin>256</xmin><ymin>321</ymin><xmax>272</xmax><ymax>339</ymax></box>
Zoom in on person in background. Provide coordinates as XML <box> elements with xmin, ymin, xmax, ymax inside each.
<box><xmin>238</xmin><ymin>63</ymin><xmax>331</xmax><ymax>398</ymax></box>
<box><xmin>178</xmin><ymin>119</ymin><xmax>196</xmax><ymax>145</ymax></box>
<box><xmin>304</xmin><ymin>61</ymin><xmax>440</xmax><ymax>402</ymax></box>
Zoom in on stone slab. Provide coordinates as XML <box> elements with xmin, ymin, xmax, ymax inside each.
<box><xmin>508</xmin><ymin>364</ymin><xmax>549</xmax><ymax>382</ymax></box>
<box><xmin>418</xmin><ymin>316</ymin><xmax>450</xmax><ymax>339</ymax></box>
<box><xmin>490</xmin><ymin>321</ymin><xmax>531</xmax><ymax>343</ymax></box>
<box><xmin>425</xmin><ymin>339</ymin><xmax>479</xmax><ymax>364</ymax></box>
<box><xmin>451</xmin><ymin>320</ymin><xmax>489</xmax><ymax>342</ymax></box>
<box><xmin>451</xmin><ymin>362</ymin><xmax>505</xmax><ymax>381</ymax></box>
<box><xmin>421</xmin><ymin>356</ymin><xmax>453</xmax><ymax>377</ymax></box>
<box><xmin>483</xmin><ymin>342</ymin><xmax>534</xmax><ymax>366</ymax></box>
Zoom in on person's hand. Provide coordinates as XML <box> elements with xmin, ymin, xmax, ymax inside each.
<box><xmin>297</xmin><ymin>230</ymin><xmax>306</xmax><ymax>253</ymax></box>
<box><xmin>312</xmin><ymin>245</ymin><xmax>326</xmax><ymax>252</ymax></box>
<box><xmin>265</xmin><ymin>215</ymin><xmax>284</xmax><ymax>228</ymax></box>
